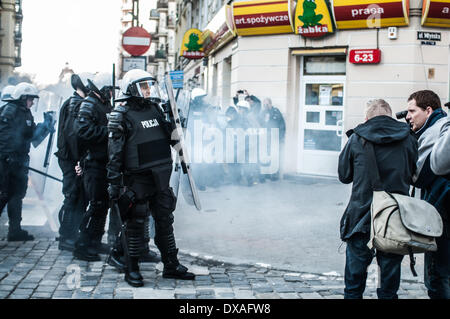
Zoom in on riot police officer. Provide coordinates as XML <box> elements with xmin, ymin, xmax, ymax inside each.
<box><xmin>0</xmin><ymin>82</ymin><xmax>55</xmax><ymax>241</ymax></box>
<box><xmin>107</xmin><ymin>69</ymin><xmax>195</xmax><ymax>287</ymax></box>
<box><xmin>55</xmin><ymin>74</ymin><xmax>89</xmax><ymax>251</ymax></box>
<box><xmin>73</xmin><ymin>79</ymin><xmax>114</xmax><ymax>261</ymax></box>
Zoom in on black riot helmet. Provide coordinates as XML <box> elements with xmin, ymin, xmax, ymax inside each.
<box><xmin>71</xmin><ymin>74</ymin><xmax>89</xmax><ymax>96</ymax></box>
<box><xmin>86</xmin><ymin>79</ymin><xmax>112</xmax><ymax>102</ymax></box>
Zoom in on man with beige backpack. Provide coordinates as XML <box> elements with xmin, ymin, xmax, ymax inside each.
<box><xmin>338</xmin><ymin>99</ymin><xmax>418</xmax><ymax>299</ymax></box>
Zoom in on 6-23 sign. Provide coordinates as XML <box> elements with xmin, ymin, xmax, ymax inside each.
<box><xmin>349</xmin><ymin>49</ymin><xmax>381</xmax><ymax>64</ymax></box>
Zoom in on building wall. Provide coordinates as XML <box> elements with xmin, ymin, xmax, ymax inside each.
<box><xmin>0</xmin><ymin>0</ymin><xmax>21</xmax><ymax>86</ymax></box>
<box><xmin>176</xmin><ymin>0</ymin><xmax>450</xmax><ymax>176</ymax></box>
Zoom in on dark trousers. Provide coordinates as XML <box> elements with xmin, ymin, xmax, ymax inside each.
<box><xmin>77</xmin><ymin>160</ymin><xmax>109</xmax><ymax>243</ymax></box>
<box><xmin>344</xmin><ymin>233</ymin><xmax>403</xmax><ymax>299</ymax></box>
<box><xmin>0</xmin><ymin>157</ymin><xmax>29</xmax><ymax>231</ymax></box>
<box><xmin>124</xmin><ymin>173</ymin><xmax>177</xmax><ymax>263</ymax></box>
<box><xmin>58</xmin><ymin>158</ymin><xmax>87</xmax><ymax>240</ymax></box>
<box><xmin>424</xmin><ymin>226</ymin><xmax>450</xmax><ymax>299</ymax></box>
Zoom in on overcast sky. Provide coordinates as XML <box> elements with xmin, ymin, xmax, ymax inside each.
<box><xmin>16</xmin><ymin>0</ymin><xmax>122</xmax><ymax>85</ymax></box>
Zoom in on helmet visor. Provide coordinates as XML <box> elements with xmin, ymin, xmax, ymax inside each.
<box><xmin>135</xmin><ymin>80</ymin><xmax>160</xmax><ymax>100</ymax></box>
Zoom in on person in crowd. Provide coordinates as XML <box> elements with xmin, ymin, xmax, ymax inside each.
<box><xmin>405</xmin><ymin>90</ymin><xmax>449</xmax><ymax>299</ymax></box>
<box><xmin>430</xmin><ymin>109</ymin><xmax>450</xmax><ymax>177</ymax></box>
<box><xmin>0</xmin><ymin>82</ymin><xmax>55</xmax><ymax>241</ymax></box>
<box><xmin>260</xmin><ymin>98</ymin><xmax>286</xmax><ymax>181</ymax></box>
<box><xmin>338</xmin><ymin>99</ymin><xmax>417</xmax><ymax>299</ymax></box>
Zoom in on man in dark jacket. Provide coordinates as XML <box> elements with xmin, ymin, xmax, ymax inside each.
<box><xmin>406</xmin><ymin>90</ymin><xmax>449</xmax><ymax>299</ymax></box>
<box><xmin>338</xmin><ymin>99</ymin><xmax>418</xmax><ymax>299</ymax></box>
<box><xmin>73</xmin><ymin>80</ymin><xmax>113</xmax><ymax>261</ymax></box>
<box><xmin>0</xmin><ymin>82</ymin><xmax>55</xmax><ymax>241</ymax></box>
<box><xmin>55</xmin><ymin>74</ymin><xmax>89</xmax><ymax>251</ymax></box>
<box><xmin>261</xmin><ymin>98</ymin><xmax>285</xmax><ymax>181</ymax></box>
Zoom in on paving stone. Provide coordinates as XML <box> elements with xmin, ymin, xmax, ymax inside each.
<box><xmin>31</xmin><ymin>292</ymin><xmax>53</xmax><ymax>299</ymax></box>
<box><xmin>299</xmin><ymin>292</ymin><xmax>323</xmax><ymax>299</ymax></box>
<box><xmin>255</xmin><ymin>292</ymin><xmax>280</xmax><ymax>299</ymax></box>
<box><xmin>175</xmin><ymin>293</ymin><xmax>197</xmax><ymax>299</ymax></box>
<box><xmin>35</xmin><ymin>285</ymin><xmax>57</xmax><ymax>293</ymax></box>
<box><xmin>278</xmin><ymin>293</ymin><xmax>300</xmax><ymax>299</ymax></box>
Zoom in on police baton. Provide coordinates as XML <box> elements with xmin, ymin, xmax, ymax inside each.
<box><xmin>27</xmin><ymin>166</ymin><xmax>62</xmax><ymax>183</ymax></box>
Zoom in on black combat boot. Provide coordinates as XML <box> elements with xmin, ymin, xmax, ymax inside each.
<box><xmin>125</xmin><ymin>257</ymin><xmax>144</xmax><ymax>287</ymax></box>
<box><xmin>156</xmin><ymin>232</ymin><xmax>195</xmax><ymax>280</ymax></box>
<box><xmin>107</xmin><ymin>234</ymin><xmax>126</xmax><ymax>273</ymax></box>
<box><xmin>162</xmin><ymin>249</ymin><xmax>195</xmax><ymax>280</ymax></box>
<box><xmin>7</xmin><ymin>228</ymin><xmax>34</xmax><ymax>241</ymax></box>
<box><xmin>90</xmin><ymin>213</ymin><xmax>110</xmax><ymax>255</ymax></box>
<box><xmin>73</xmin><ymin>233</ymin><xmax>101</xmax><ymax>262</ymax></box>
<box><xmin>58</xmin><ymin>206</ymin><xmax>77</xmax><ymax>251</ymax></box>
<box><xmin>124</xmin><ymin>220</ymin><xmax>144</xmax><ymax>287</ymax></box>
<box><xmin>7</xmin><ymin>199</ymin><xmax>34</xmax><ymax>241</ymax></box>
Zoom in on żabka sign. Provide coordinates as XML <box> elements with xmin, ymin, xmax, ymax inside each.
<box><xmin>295</xmin><ymin>0</ymin><xmax>335</xmax><ymax>38</ymax></box>
<box><xmin>179</xmin><ymin>29</ymin><xmax>205</xmax><ymax>60</ymax></box>
<box><xmin>333</xmin><ymin>0</ymin><xmax>410</xmax><ymax>29</ymax></box>
<box><xmin>422</xmin><ymin>0</ymin><xmax>450</xmax><ymax>28</ymax></box>
<box><xmin>232</xmin><ymin>0</ymin><xmax>295</xmax><ymax>36</ymax></box>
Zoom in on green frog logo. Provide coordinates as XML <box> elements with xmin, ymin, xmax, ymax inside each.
<box><xmin>298</xmin><ymin>0</ymin><xmax>323</xmax><ymax>27</ymax></box>
<box><xmin>185</xmin><ymin>33</ymin><xmax>202</xmax><ymax>52</ymax></box>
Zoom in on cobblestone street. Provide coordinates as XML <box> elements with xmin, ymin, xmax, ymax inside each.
<box><xmin>0</xmin><ymin>239</ymin><xmax>429</xmax><ymax>299</ymax></box>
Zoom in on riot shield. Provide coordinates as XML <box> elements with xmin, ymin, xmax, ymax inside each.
<box><xmin>164</xmin><ymin>76</ymin><xmax>201</xmax><ymax>211</ymax></box>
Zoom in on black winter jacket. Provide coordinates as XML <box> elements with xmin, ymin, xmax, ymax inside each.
<box><xmin>338</xmin><ymin>115</ymin><xmax>418</xmax><ymax>240</ymax></box>
<box><xmin>76</xmin><ymin>93</ymin><xmax>111</xmax><ymax>163</ymax></box>
<box><xmin>55</xmin><ymin>92</ymin><xmax>84</xmax><ymax>161</ymax></box>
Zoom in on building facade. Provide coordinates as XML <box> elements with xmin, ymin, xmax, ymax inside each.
<box><xmin>175</xmin><ymin>0</ymin><xmax>450</xmax><ymax>177</ymax></box>
<box><xmin>0</xmin><ymin>0</ymin><xmax>23</xmax><ymax>86</ymax></box>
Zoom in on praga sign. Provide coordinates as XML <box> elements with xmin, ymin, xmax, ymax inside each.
<box><xmin>179</xmin><ymin>29</ymin><xmax>205</xmax><ymax>60</ymax></box>
<box><xmin>422</xmin><ymin>0</ymin><xmax>450</xmax><ymax>28</ymax></box>
<box><xmin>295</xmin><ymin>0</ymin><xmax>335</xmax><ymax>38</ymax></box>
<box><xmin>333</xmin><ymin>0</ymin><xmax>410</xmax><ymax>29</ymax></box>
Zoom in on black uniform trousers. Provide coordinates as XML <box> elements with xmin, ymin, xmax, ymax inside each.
<box><xmin>77</xmin><ymin>159</ymin><xmax>109</xmax><ymax>244</ymax></box>
<box><xmin>0</xmin><ymin>156</ymin><xmax>29</xmax><ymax>231</ymax></box>
<box><xmin>123</xmin><ymin>173</ymin><xmax>177</xmax><ymax>262</ymax></box>
<box><xmin>57</xmin><ymin>158</ymin><xmax>87</xmax><ymax>241</ymax></box>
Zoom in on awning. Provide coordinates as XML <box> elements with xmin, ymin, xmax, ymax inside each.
<box><xmin>422</xmin><ymin>0</ymin><xmax>450</xmax><ymax>28</ymax></box>
<box><xmin>291</xmin><ymin>48</ymin><xmax>348</xmax><ymax>55</ymax></box>
<box><xmin>232</xmin><ymin>0</ymin><xmax>295</xmax><ymax>36</ymax></box>
<box><xmin>333</xmin><ymin>0</ymin><xmax>410</xmax><ymax>29</ymax></box>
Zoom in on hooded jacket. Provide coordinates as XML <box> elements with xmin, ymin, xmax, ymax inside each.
<box><xmin>412</xmin><ymin>108</ymin><xmax>449</xmax><ymax>231</ymax></box>
<box><xmin>338</xmin><ymin>115</ymin><xmax>418</xmax><ymax>240</ymax></box>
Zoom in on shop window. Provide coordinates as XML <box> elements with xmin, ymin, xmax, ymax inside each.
<box><xmin>305</xmin><ymin>83</ymin><xmax>343</xmax><ymax>106</ymax></box>
<box><xmin>304</xmin><ymin>56</ymin><xmax>346</xmax><ymax>76</ymax></box>
<box><xmin>325</xmin><ymin>111</ymin><xmax>343</xmax><ymax>126</ymax></box>
<box><xmin>304</xmin><ymin>129</ymin><xmax>341</xmax><ymax>151</ymax></box>
<box><xmin>306</xmin><ymin>111</ymin><xmax>320</xmax><ymax>123</ymax></box>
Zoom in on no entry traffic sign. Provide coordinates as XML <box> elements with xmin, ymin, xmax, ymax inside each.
<box><xmin>122</xmin><ymin>27</ymin><xmax>152</xmax><ymax>56</ymax></box>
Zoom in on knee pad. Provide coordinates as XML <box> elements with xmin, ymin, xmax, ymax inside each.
<box><xmin>129</xmin><ymin>202</ymin><xmax>150</xmax><ymax>219</ymax></box>
<box><xmin>153</xmin><ymin>188</ymin><xmax>177</xmax><ymax>216</ymax></box>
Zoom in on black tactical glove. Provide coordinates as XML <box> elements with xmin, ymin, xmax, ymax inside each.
<box><xmin>108</xmin><ymin>184</ymin><xmax>121</xmax><ymax>201</ymax></box>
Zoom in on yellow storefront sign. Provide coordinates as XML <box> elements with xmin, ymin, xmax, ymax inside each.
<box><xmin>422</xmin><ymin>0</ymin><xmax>450</xmax><ymax>28</ymax></box>
<box><xmin>333</xmin><ymin>0</ymin><xmax>410</xmax><ymax>29</ymax></box>
<box><xmin>232</xmin><ymin>0</ymin><xmax>294</xmax><ymax>36</ymax></box>
<box><xmin>179</xmin><ymin>29</ymin><xmax>205</xmax><ymax>60</ymax></box>
<box><xmin>295</xmin><ymin>0</ymin><xmax>334</xmax><ymax>37</ymax></box>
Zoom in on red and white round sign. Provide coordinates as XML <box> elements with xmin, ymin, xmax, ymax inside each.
<box><xmin>122</xmin><ymin>27</ymin><xmax>152</xmax><ymax>56</ymax></box>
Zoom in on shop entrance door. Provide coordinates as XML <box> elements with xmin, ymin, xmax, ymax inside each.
<box><xmin>297</xmin><ymin>76</ymin><xmax>345</xmax><ymax>176</ymax></box>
